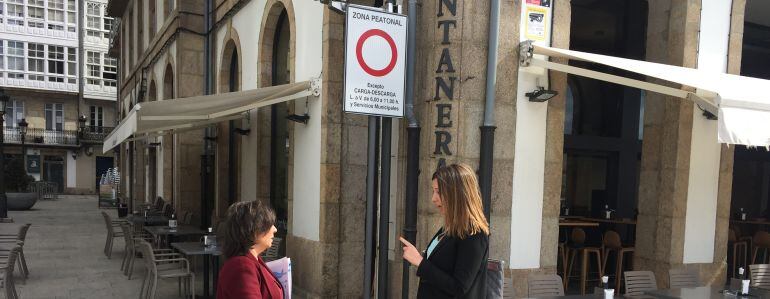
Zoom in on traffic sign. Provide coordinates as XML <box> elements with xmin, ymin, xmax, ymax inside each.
<box><xmin>344</xmin><ymin>5</ymin><xmax>407</xmax><ymax>117</ymax></box>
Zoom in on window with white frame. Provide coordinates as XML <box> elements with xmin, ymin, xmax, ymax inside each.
<box><xmin>0</xmin><ymin>41</ymin><xmax>5</xmax><ymax>70</ymax></box>
<box><xmin>104</xmin><ymin>18</ymin><xmax>114</xmax><ymax>39</ymax></box>
<box><xmin>87</xmin><ymin>51</ymin><xmax>100</xmax><ymax>85</ymax></box>
<box><xmin>7</xmin><ymin>41</ymin><xmax>24</xmax><ymax>79</ymax></box>
<box><xmin>28</xmin><ymin>0</ymin><xmax>44</xmax><ymax>28</ymax></box>
<box><xmin>67</xmin><ymin>0</ymin><xmax>76</xmax><ymax>27</ymax></box>
<box><xmin>7</xmin><ymin>0</ymin><xmax>24</xmax><ymax>26</ymax></box>
<box><xmin>67</xmin><ymin>47</ymin><xmax>77</xmax><ymax>84</ymax></box>
<box><xmin>48</xmin><ymin>45</ymin><xmax>65</xmax><ymax>82</ymax></box>
<box><xmin>28</xmin><ymin>43</ymin><xmax>45</xmax><ymax>81</ymax></box>
<box><xmin>104</xmin><ymin>57</ymin><xmax>117</xmax><ymax>87</ymax></box>
<box><xmin>90</xmin><ymin>106</ymin><xmax>103</xmax><ymax>128</ymax></box>
<box><xmin>86</xmin><ymin>2</ymin><xmax>102</xmax><ymax>37</ymax></box>
<box><xmin>5</xmin><ymin>101</ymin><xmax>24</xmax><ymax>128</ymax></box>
<box><xmin>48</xmin><ymin>0</ymin><xmax>65</xmax><ymax>23</ymax></box>
<box><xmin>45</xmin><ymin>103</ymin><xmax>64</xmax><ymax>131</ymax></box>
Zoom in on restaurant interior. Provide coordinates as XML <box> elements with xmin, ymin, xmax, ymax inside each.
<box><xmin>554</xmin><ymin>0</ymin><xmax>770</xmax><ymax>295</ymax></box>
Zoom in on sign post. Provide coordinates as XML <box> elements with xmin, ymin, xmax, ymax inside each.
<box><xmin>343</xmin><ymin>4</ymin><xmax>406</xmax><ymax>298</ymax></box>
<box><xmin>344</xmin><ymin>4</ymin><xmax>406</xmax><ymax>117</ymax></box>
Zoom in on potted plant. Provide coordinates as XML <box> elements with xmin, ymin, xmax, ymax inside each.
<box><xmin>5</xmin><ymin>157</ymin><xmax>37</xmax><ymax>210</ymax></box>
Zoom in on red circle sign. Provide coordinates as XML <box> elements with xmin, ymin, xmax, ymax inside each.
<box><xmin>355</xmin><ymin>29</ymin><xmax>398</xmax><ymax>77</ymax></box>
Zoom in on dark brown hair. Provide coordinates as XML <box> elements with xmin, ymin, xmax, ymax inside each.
<box><xmin>432</xmin><ymin>163</ymin><xmax>490</xmax><ymax>239</ymax></box>
<box><xmin>221</xmin><ymin>200</ymin><xmax>276</xmax><ymax>258</ymax></box>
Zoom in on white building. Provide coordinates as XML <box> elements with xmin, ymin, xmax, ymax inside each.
<box><xmin>0</xmin><ymin>0</ymin><xmax>117</xmax><ymax>195</ymax></box>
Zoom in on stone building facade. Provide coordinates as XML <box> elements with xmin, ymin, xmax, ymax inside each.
<box><xmin>107</xmin><ymin>0</ymin><xmax>769</xmax><ymax>297</ymax></box>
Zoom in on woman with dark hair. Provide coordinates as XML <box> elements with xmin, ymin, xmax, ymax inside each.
<box><xmin>216</xmin><ymin>200</ymin><xmax>284</xmax><ymax>299</ymax></box>
<box><xmin>399</xmin><ymin>163</ymin><xmax>490</xmax><ymax>298</ymax></box>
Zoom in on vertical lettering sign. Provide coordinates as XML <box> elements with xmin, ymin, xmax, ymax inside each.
<box><xmin>433</xmin><ymin>0</ymin><xmax>458</xmax><ymax>168</ymax></box>
<box><xmin>344</xmin><ymin>5</ymin><xmax>407</xmax><ymax>117</ymax></box>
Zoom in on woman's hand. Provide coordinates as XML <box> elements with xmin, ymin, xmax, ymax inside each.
<box><xmin>399</xmin><ymin>237</ymin><xmax>423</xmax><ymax>267</ymax></box>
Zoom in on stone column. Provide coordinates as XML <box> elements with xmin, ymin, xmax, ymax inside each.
<box><xmin>633</xmin><ymin>0</ymin><xmax>699</xmax><ymax>287</ymax></box>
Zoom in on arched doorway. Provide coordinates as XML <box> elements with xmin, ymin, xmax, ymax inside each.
<box><xmin>162</xmin><ymin>64</ymin><xmax>175</xmax><ymax>203</ymax></box>
<box><xmin>147</xmin><ymin>80</ymin><xmax>158</xmax><ymax>202</ymax></box>
<box><xmin>258</xmin><ymin>2</ymin><xmax>294</xmax><ymax>255</ymax></box>
<box><xmin>218</xmin><ymin>38</ymin><xmax>242</xmax><ymax>212</ymax></box>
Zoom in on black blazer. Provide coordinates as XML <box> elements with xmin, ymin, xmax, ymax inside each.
<box><xmin>416</xmin><ymin>228</ymin><xmax>489</xmax><ymax>298</ymax></box>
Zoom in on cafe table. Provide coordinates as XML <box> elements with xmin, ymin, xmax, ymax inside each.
<box><xmin>645</xmin><ymin>286</ymin><xmax>770</xmax><ymax>298</ymax></box>
<box><xmin>524</xmin><ymin>293</ymin><xmax>624</xmax><ymax>299</ymax></box>
<box><xmin>126</xmin><ymin>214</ymin><xmax>169</xmax><ymax>226</ymax></box>
<box><xmin>171</xmin><ymin>242</ymin><xmax>221</xmax><ymax>299</ymax></box>
<box><xmin>144</xmin><ymin>225</ymin><xmax>205</xmax><ymax>247</ymax></box>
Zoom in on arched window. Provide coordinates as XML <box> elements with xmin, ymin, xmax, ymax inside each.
<box><xmin>163</xmin><ymin>64</ymin><xmax>174</xmax><ymax>100</ymax></box>
<box><xmin>229</xmin><ymin>48</ymin><xmax>238</xmax><ymax>92</ymax></box>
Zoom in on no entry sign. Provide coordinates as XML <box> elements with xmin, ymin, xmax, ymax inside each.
<box><xmin>344</xmin><ymin>5</ymin><xmax>407</xmax><ymax>117</ymax></box>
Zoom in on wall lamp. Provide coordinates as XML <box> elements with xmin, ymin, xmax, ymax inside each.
<box><xmin>526</xmin><ymin>87</ymin><xmax>559</xmax><ymax>102</ymax></box>
<box><xmin>233</xmin><ymin>128</ymin><xmax>251</xmax><ymax>136</ymax></box>
<box><xmin>286</xmin><ymin>113</ymin><xmax>310</xmax><ymax>124</ymax></box>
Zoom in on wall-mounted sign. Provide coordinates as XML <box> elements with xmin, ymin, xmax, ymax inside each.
<box><xmin>27</xmin><ymin>155</ymin><xmax>40</xmax><ymax>174</ymax></box>
<box><xmin>525</xmin><ymin>5</ymin><xmax>549</xmax><ymax>42</ymax></box>
<box><xmin>343</xmin><ymin>4</ymin><xmax>407</xmax><ymax>117</ymax></box>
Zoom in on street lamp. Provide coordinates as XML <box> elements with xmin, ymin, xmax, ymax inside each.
<box><xmin>0</xmin><ymin>89</ymin><xmax>11</xmax><ymax>219</ymax></box>
<box><xmin>18</xmin><ymin>118</ymin><xmax>28</xmax><ymax>173</ymax></box>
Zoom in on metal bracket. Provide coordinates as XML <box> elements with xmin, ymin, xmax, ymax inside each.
<box><xmin>311</xmin><ymin>77</ymin><xmax>322</xmax><ymax>97</ymax></box>
<box><xmin>519</xmin><ymin>40</ymin><xmax>534</xmax><ymax>67</ymax></box>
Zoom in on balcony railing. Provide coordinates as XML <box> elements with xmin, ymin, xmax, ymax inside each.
<box><xmin>2</xmin><ymin>126</ymin><xmax>114</xmax><ymax>147</ymax></box>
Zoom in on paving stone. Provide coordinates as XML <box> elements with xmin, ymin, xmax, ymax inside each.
<box><xmin>7</xmin><ymin>195</ymin><xmax>208</xmax><ymax>299</ymax></box>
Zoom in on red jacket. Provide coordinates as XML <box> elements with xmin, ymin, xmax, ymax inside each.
<box><xmin>217</xmin><ymin>253</ymin><xmax>284</xmax><ymax>299</ymax></box>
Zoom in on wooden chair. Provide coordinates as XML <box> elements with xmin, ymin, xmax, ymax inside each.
<box><xmin>752</xmin><ymin>231</ymin><xmax>770</xmax><ymax>264</ymax></box>
<box><xmin>527</xmin><ymin>274</ymin><xmax>564</xmax><ymax>297</ymax></box>
<box><xmin>565</xmin><ymin>228</ymin><xmax>603</xmax><ymax>294</ymax></box>
<box><xmin>730</xmin><ymin>228</ymin><xmax>749</xmax><ymax>278</ymax></box>
<box><xmin>668</xmin><ymin>268</ymin><xmax>700</xmax><ymax>288</ymax></box>
<box><xmin>601</xmin><ymin>230</ymin><xmax>634</xmax><ymax>291</ymax></box>
<box><xmin>750</xmin><ymin>264</ymin><xmax>770</xmax><ymax>288</ymax></box>
<box><xmin>623</xmin><ymin>270</ymin><xmax>657</xmax><ymax>296</ymax></box>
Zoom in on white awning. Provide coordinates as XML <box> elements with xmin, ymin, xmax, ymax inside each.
<box><xmin>520</xmin><ymin>42</ymin><xmax>770</xmax><ymax>146</ymax></box>
<box><xmin>103</xmin><ymin>80</ymin><xmax>318</xmax><ymax>153</ymax></box>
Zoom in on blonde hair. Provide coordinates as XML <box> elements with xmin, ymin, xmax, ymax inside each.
<box><xmin>432</xmin><ymin>163</ymin><xmax>490</xmax><ymax>239</ymax></box>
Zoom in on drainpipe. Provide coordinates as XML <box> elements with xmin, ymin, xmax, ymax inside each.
<box><xmin>401</xmin><ymin>0</ymin><xmax>420</xmax><ymax>297</ymax></box>
<box><xmin>479</xmin><ymin>0</ymin><xmax>501</xmax><ymax>221</ymax></box>
<box><xmin>202</xmin><ymin>0</ymin><xmax>214</xmax><ymax>229</ymax></box>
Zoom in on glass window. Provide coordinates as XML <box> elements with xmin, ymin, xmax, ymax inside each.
<box><xmin>104</xmin><ymin>57</ymin><xmax>117</xmax><ymax>86</ymax></box>
<box><xmin>28</xmin><ymin>43</ymin><xmax>45</xmax><ymax>73</ymax></box>
<box><xmin>45</xmin><ymin>103</ymin><xmax>64</xmax><ymax>131</ymax></box>
<box><xmin>48</xmin><ymin>24</ymin><xmax>63</xmax><ymax>30</ymax></box>
<box><xmin>48</xmin><ymin>46</ymin><xmax>64</xmax><ymax>82</ymax></box>
<box><xmin>5</xmin><ymin>101</ymin><xmax>24</xmax><ymax>128</ymax></box>
<box><xmin>0</xmin><ymin>41</ymin><xmax>4</xmax><ymax>70</ymax></box>
<box><xmin>7</xmin><ymin>1</ymin><xmax>24</xmax><ymax>18</ymax></box>
<box><xmin>67</xmin><ymin>48</ymin><xmax>77</xmax><ymax>78</ymax></box>
<box><xmin>68</xmin><ymin>0</ymin><xmax>77</xmax><ymax>11</ymax></box>
<box><xmin>48</xmin><ymin>0</ymin><xmax>65</xmax><ymax>22</ymax></box>
<box><xmin>87</xmin><ymin>51</ymin><xmax>100</xmax><ymax>85</ymax></box>
<box><xmin>7</xmin><ymin>41</ymin><xmax>24</xmax><ymax>72</ymax></box>
<box><xmin>90</xmin><ymin>106</ymin><xmax>104</xmax><ymax>127</ymax></box>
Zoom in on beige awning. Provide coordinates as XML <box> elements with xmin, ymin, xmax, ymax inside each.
<box><xmin>520</xmin><ymin>42</ymin><xmax>770</xmax><ymax>146</ymax></box>
<box><xmin>103</xmin><ymin>80</ymin><xmax>317</xmax><ymax>153</ymax></box>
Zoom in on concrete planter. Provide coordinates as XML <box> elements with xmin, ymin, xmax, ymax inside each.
<box><xmin>7</xmin><ymin>192</ymin><xmax>38</xmax><ymax>211</ymax></box>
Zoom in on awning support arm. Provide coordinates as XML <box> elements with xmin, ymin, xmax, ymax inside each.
<box><xmin>527</xmin><ymin>57</ymin><xmax>720</xmax><ymax>116</ymax></box>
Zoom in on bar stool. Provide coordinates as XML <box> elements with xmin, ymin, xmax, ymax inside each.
<box><xmin>729</xmin><ymin>228</ymin><xmax>748</xmax><ymax>278</ymax></box>
<box><xmin>601</xmin><ymin>230</ymin><xmax>634</xmax><ymax>291</ymax></box>
<box><xmin>752</xmin><ymin>231</ymin><xmax>770</xmax><ymax>264</ymax></box>
<box><xmin>558</xmin><ymin>242</ymin><xmax>567</xmax><ymax>277</ymax></box>
<box><xmin>565</xmin><ymin>228</ymin><xmax>603</xmax><ymax>295</ymax></box>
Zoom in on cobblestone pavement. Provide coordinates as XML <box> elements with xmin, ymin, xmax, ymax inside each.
<box><xmin>6</xmin><ymin>195</ymin><xmax>204</xmax><ymax>299</ymax></box>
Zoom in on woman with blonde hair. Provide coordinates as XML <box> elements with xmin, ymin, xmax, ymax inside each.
<box><xmin>400</xmin><ymin>163</ymin><xmax>490</xmax><ymax>298</ymax></box>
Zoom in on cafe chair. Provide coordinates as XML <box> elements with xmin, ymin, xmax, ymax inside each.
<box><xmin>102</xmin><ymin>211</ymin><xmax>125</xmax><ymax>259</ymax></box>
<box><xmin>668</xmin><ymin>268</ymin><xmax>700</xmax><ymax>288</ymax></box>
<box><xmin>137</xmin><ymin>241</ymin><xmax>195</xmax><ymax>299</ymax></box>
<box><xmin>752</xmin><ymin>231</ymin><xmax>770</xmax><ymax>264</ymax></box>
<box><xmin>527</xmin><ymin>274</ymin><xmax>565</xmax><ymax>297</ymax></box>
<box><xmin>623</xmin><ymin>271</ymin><xmax>657</xmax><ymax>297</ymax></box>
<box><xmin>601</xmin><ymin>230</ymin><xmax>634</xmax><ymax>291</ymax></box>
<box><xmin>729</xmin><ymin>228</ymin><xmax>749</xmax><ymax>278</ymax></box>
<box><xmin>565</xmin><ymin>228</ymin><xmax>603</xmax><ymax>295</ymax></box>
<box><xmin>0</xmin><ymin>224</ymin><xmax>31</xmax><ymax>282</ymax></box>
<box><xmin>0</xmin><ymin>246</ymin><xmax>21</xmax><ymax>299</ymax></box>
<box><xmin>749</xmin><ymin>264</ymin><xmax>770</xmax><ymax>288</ymax></box>
<box><xmin>119</xmin><ymin>223</ymin><xmax>182</xmax><ymax>280</ymax></box>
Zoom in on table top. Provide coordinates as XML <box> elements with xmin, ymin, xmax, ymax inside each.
<box><xmin>524</xmin><ymin>294</ymin><xmax>623</xmax><ymax>299</ymax></box>
<box><xmin>645</xmin><ymin>286</ymin><xmax>770</xmax><ymax>299</ymax></box>
<box><xmin>559</xmin><ymin>220</ymin><xmax>600</xmax><ymax>227</ymax></box>
<box><xmin>126</xmin><ymin>214</ymin><xmax>169</xmax><ymax>224</ymax></box>
<box><xmin>171</xmin><ymin>242</ymin><xmax>222</xmax><ymax>256</ymax></box>
<box><xmin>731</xmin><ymin>219</ymin><xmax>770</xmax><ymax>225</ymax></box>
<box><xmin>144</xmin><ymin>225</ymin><xmax>205</xmax><ymax>237</ymax></box>
<box><xmin>580</xmin><ymin>217</ymin><xmax>637</xmax><ymax>225</ymax></box>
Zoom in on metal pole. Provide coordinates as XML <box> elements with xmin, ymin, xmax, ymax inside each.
<box><xmin>378</xmin><ymin>117</ymin><xmax>392</xmax><ymax>299</ymax></box>
<box><xmin>202</xmin><ymin>0</ymin><xmax>213</xmax><ymax>228</ymax></box>
<box><xmin>0</xmin><ymin>115</ymin><xmax>6</xmax><ymax>219</ymax></box>
<box><xmin>364</xmin><ymin>116</ymin><xmax>379</xmax><ymax>299</ymax></box>
<box><xmin>401</xmin><ymin>0</ymin><xmax>420</xmax><ymax>296</ymax></box>
<box><xmin>479</xmin><ymin>0</ymin><xmax>501</xmax><ymax>221</ymax></box>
